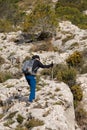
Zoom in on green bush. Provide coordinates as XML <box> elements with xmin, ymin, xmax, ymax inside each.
<box><xmin>75</xmin><ymin>106</ymin><xmax>87</xmax><ymax>127</ymax></box>
<box><xmin>22</xmin><ymin>1</ymin><xmax>58</xmax><ymax>35</ymax></box>
<box><xmin>66</xmin><ymin>51</ymin><xmax>83</xmax><ymax>69</ymax></box>
<box><xmin>71</xmin><ymin>85</ymin><xmax>83</xmax><ymax>108</ymax></box>
<box><xmin>41</xmin><ymin>64</ymin><xmax>77</xmax><ymax>87</ymax></box>
<box><xmin>55</xmin><ymin>1</ymin><xmax>87</xmax><ymax>29</ymax></box>
<box><xmin>55</xmin><ymin>0</ymin><xmax>87</xmax><ymax>12</ymax></box>
<box><xmin>31</xmin><ymin>41</ymin><xmax>55</xmax><ymax>52</ymax></box>
<box><xmin>57</xmin><ymin>67</ymin><xmax>77</xmax><ymax>87</ymax></box>
<box><xmin>25</xmin><ymin>118</ymin><xmax>44</xmax><ymax>129</ymax></box>
<box><xmin>15</xmin><ymin>125</ymin><xmax>28</xmax><ymax>130</ymax></box>
<box><xmin>16</xmin><ymin>114</ymin><xmax>24</xmax><ymax>124</ymax></box>
<box><xmin>0</xmin><ymin>71</ymin><xmax>13</xmax><ymax>83</ymax></box>
<box><xmin>4</xmin><ymin>119</ymin><xmax>15</xmax><ymax>127</ymax></box>
<box><xmin>6</xmin><ymin>111</ymin><xmax>18</xmax><ymax>119</ymax></box>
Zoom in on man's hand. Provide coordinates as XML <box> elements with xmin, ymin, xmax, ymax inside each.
<box><xmin>50</xmin><ymin>62</ymin><xmax>53</xmax><ymax>67</ymax></box>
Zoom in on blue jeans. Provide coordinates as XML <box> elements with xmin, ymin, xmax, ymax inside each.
<box><xmin>25</xmin><ymin>75</ymin><xmax>36</xmax><ymax>102</ymax></box>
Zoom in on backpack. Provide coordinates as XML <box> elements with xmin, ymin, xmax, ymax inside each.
<box><xmin>22</xmin><ymin>59</ymin><xmax>35</xmax><ymax>75</ymax></box>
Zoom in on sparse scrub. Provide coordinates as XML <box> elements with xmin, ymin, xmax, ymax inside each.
<box><xmin>55</xmin><ymin>88</ymin><xmax>60</xmax><ymax>92</ymax></box>
<box><xmin>6</xmin><ymin>84</ymin><xmax>14</xmax><ymax>88</ymax></box>
<box><xmin>54</xmin><ymin>101</ymin><xmax>64</xmax><ymax>106</ymax></box>
<box><xmin>66</xmin><ymin>51</ymin><xmax>83</xmax><ymax>69</ymax></box>
<box><xmin>75</xmin><ymin>105</ymin><xmax>87</xmax><ymax>128</ymax></box>
<box><xmin>41</xmin><ymin>64</ymin><xmax>77</xmax><ymax>87</ymax></box>
<box><xmin>22</xmin><ymin>0</ymin><xmax>58</xmax><ymax>35</ymax></box>
<box><xmin>69</xmin><ymin>42</ymin><xmax>79</xmax><ymax>50</ymax></box>
<box><xmin>55</xmin><ymin>0</ymin><xmax>87</xmax><ymax>29</ymax></box>
<box><xmin>62</xmin><ymin>35</ymin><xmax>74</xmax><ymax>45</ymax></box>
<box><xmin>0</xmin><ymin>114</ymin><xmax>4</xmax><ymax>119</ymax></box>
<box><xmin>36</xmin><ymin>85</ymin><xmax>41</xmax><ymax>91</ymax></box>
<box><xmin>15</xmin><ymin>125</ymin><xmax>28</xmax><ymax>130</ymax></box>
<box><xmin>79</xmin><ymin>49</ymin><xmax>87</xmax><ymax>74</ymax></box>
<box><xmin>70</xmin><ymin>85</ymin><xmax>83</xmax><ymax>108</ymax></box>
<box><xmin>25</xmin><ymin>118</ymin><xmax>44</xmax><ymax>129</ymax></box>
<box><xmin>16</xmin><ymin>114</ymin><xmax>24</xmax><ymax>124</ymax></box>
<box><xmin>0</xmin><ymin>19</ymin><xmax>14</xmax><ymax>32</ymax></box>
<box><xmin>0</xmin><ymin>71</ymin><xmax>13</xmax><ymax>83</ymax></box>
<box><xmin>57</xmin><ymin>67</ymin><xmax>77</xmax><ymax>87</ymax></box>
<box><xmin>31</xmin><ymin>41</ymin><xmax>56</xmax><ymax>52</ymax></box>
<box><xmin>6</xmin><ymin>111</ymin><xmax>18</xmax><ymax>119</ymax></box>
<box><xmin>4</xmin><ymin>119</ymin><xmax>15</xmax><ymax>127</ymax></box>
<box><xmin>41</xmin><ymin>68</ymin><xmax>52</xmax><ymax>77</ymax></box>
<box><xmin>0</xmin><ymin>0</ymin><xmax>25</xmax><ymax>32</ymax></box>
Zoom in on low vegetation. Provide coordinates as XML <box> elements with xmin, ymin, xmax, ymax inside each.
<box><xmin>66</xmin><ymin>51</ymin><xmax>83</xmax><ymax>69</ymax></box>
<box><xmin>16</xmin><ymin>114</ymin><xmax>24</xmax><ymax>124</ymax></box>
<box><xmin>6</xmin><ymin>111</ymin><xmax>18</xmax><ymax>119</ymax></box>
<box><xmin>55</xmin><ymin>0</ymin><xmax>87</xmax><ymax>29</ymax></box>
<box><xmin>70</xmin><ymin>85</ymin><xmax>83</xmax><ymax>108</ymax></box>
<box><xmin>0</xmin><ymin>71</ymin><xmax>13</xmax><ymax>83</ymax></box>
<box><xmin>31</xmin><ymin>40</ymin><xmax>57</xmax><ymax>52</ymax></box>
<box><xmin>75</xmin><ymin>105</ymin><xmax>87</xmax><ymax>129</ymax></box>
<box><xmin>41</xmin><ymin>64</ymin><xmax>77</xmax><ymax>87</ymax></box>
<box><xmin>4</xmin><ymin>119</ymin><xmax>15</xmax><ymax>127</ymax></box>
<box><xmin>25</xmin><ymin>118</ymin><xmax>44</xmax><ymax>129</ymax></box>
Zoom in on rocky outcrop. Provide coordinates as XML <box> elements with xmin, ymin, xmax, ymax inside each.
<box><xmin>0</xmin><ymin>21</ymin><xmax>87</xmax><ymax>130</ymax></box>
<box><xmin>0</xmin><ymin>77</ymin><xmax>75</xmax><ymax>130</ymax></box>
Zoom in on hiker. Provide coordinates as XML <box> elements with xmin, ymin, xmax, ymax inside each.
<box><xmin>22</xmin><ymin>55</ymin><xmax>53</xmax><ymax>103</ymax></box>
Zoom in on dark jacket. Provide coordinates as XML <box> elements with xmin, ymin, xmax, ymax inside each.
<box><xmin>25</xmin><ymin>59</ymin><xmax>52</xmax><ymax>76</ymax></box>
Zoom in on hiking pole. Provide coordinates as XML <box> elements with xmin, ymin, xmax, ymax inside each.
<box><xmin>52</xmin><ymin>67</ymin><xmax>53</xmax><ymax>80</ymax></box>
<box><xmin>51</xmin><ymin>62</ymin><xmax>54</xmax><ymax>80</ymax></box>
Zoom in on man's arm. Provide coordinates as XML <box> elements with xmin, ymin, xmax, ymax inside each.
<box><xmin>38</xmin><ymin>60</ymin><xmax>53</xmax><ymax>68</ymax></box>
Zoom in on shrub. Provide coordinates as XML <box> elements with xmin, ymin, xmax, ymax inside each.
<box><xmin>57</xmin><ymin>67</ymin><xmax>77</xmax><ymax>87</ymax></box>
<box><xmin>6</xmin><ymin>111</ymin><xmax>18</xmax><ymax>119</ymax></box>
<box><xmin>62</xmin><ymin>34</ymin><xmax>74</xmax><ymax>45</ymax></box>
<box><xmin>66</xmin><ymin>51</ymin><xmax>83</xmax><ymax>69</ymax></box>
<box><xmin>41</xmin><ymin>68</ymin><xmax>52</xmax><ymax>77</ymax></box>
<box><xmin>16</xmin><ymin>114</ymin><xmax>24</xmax><ymax>124</ymax></box>
<box><xmin>15</xmin><ymin>125</ymin><xmax>28</xmax><ymax>130</ymax></box>
<box><xmin>75</xmin><ymin>105</ymin><xmax>87</xmax><ymax>127</ymax></box>
<box><xmin>70</xmin><ymin>85</ymin><xmax>83</xmax><ymax>108</ymax></box>
<box><xmin>55</xmin><ymin>1</ymin><xmax>87</xmax><ymax>29</ymax></box>
<box><xmin>4</xmin><ymin>119</ymin><xmax>15</xmax><ymax>127</ymax></box>
<box><xmin>41</xmin><ymin>64</ymin><xmax>77</xmax><ymax>87</ymax></box>
<box><xmin>0</xmin><ymin>71</ymin><xmax>13</xmax><ymax>83</ymax></box>
<box><xmin>0</xmin><ymin>19</ymin><xmax>13</xmax><ymax>32</ymax></box>
<box><xmin>22</xmin><ymin>0</ymin><xmax>58</xmax><ymax>35</ymax></box>
<box><xmin>31</xmin><ymin>41</ymin><xmax>56</xmax><ymax>52</ymax></box>
<box><xmin>25</xmin><ymin>118</ymin><xmax>44</xmax><ymax>129</ymax></box>
<box><xmin>0</xmin><ymin>114</ymin><xmax>4</xmax><ymax>119</ymax></box>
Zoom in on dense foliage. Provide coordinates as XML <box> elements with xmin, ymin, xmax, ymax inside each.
<box><xmin>0</xmin><ymin>0</ymin><xmax>87</xmax><ymax>32</ymax></box>
<box><xmin>55</xmin><ymin>0</ymin><xmax>87</xmax><ymax>29</ymax></box>
<box><xmin>22</xmin><ymin>0</ymin><xmax>58</xmax><ymax>35</ymax></box>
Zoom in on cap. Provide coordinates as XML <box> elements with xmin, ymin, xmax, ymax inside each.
<box><xmin>32</xmin><ymin>55</ymin><xmax>40</xmax><ymax>60</ymax></box>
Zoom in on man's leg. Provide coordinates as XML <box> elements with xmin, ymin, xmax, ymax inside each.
<box><xmin>29</xmin><ymin>76</ymin><xmax>36</xmax><ymax>102</ymax></box>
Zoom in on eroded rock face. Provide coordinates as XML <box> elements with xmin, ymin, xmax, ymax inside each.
<box><xmin>0</xmin><ymin>78</ymin><xmax>75</xmax><ymax>130</ymax></box>
<box><xmin>77</xmin><ymin>74</ymin><xmax>87</xmax><ymax>112</ymax></box>
<box><xmin>0</xmin><ymin>21</ymin><xmax>87</xmax><ymax>130</ymax></box>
